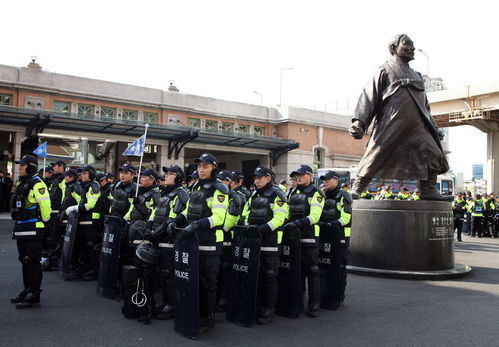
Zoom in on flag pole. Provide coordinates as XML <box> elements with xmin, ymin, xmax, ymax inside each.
<box><xmin>42</xmin><ymin>142</ymin><xmax>47</xmax><ymax>177</ymax></box>
<box><xmin>135</xmin><ymin>124</ymin><xmax>150</xmax><ymax>198</ymax></box>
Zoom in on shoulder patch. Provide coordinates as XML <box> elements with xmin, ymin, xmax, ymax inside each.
<box><xmin>316</xmin><ymin>196</ymin><xmax>323</xmax><ymax>203</ymax></box>
<box><xmin>217</xmin><ymin>195</ymin><xmax>226</xmax><ymax>203</ymax></box>
<box><xmin>38</xmin><ymin>187</ymin><xmax>46</xmax><ymax>195</ymax></box>
<box><xmin>276</xmin><ymin>200</ymin><xmax>284</xmax><ymax>207</ymax></box>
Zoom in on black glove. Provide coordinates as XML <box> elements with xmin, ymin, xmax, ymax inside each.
<box><xmin>330</xmin><ymin>220</ymin><xmax>342</xmax><ymax>229</ymax></box>
<box><xmin>181</xmin><ymin>222</ymin><xmax>198</xmax><ymax>239</ymax></box>
<box><xmin>247</xmin><ymin>224</ymin><xmax>259</xmax><ymax>233</ymax></box>
<box><xmin>143</xmin><ymin>228</ymin><xmax>153</xmax><ymax>241</ymax></box>
<box><xmin>11</xmin><ymin>210</ymin><xmax>19</xmax><ymax>221</ymax></box>
<box><xmin>166</xmin><ymin>222</ymin><xmax>177</xmax><ymax>238</ymax></box>
<box><xmin>257</xmin><ymin>224</ymin><xmax>271</xmax><ymax>233</ymax></box>
<box><xmin>283</xmin><ymin>221</ymin><xmax>299</xmax><ymax>232</ymax></box>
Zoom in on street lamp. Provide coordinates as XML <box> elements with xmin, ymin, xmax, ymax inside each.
<box><xmin>417</xmin><ymin>49</ymin><xmax>429</xmax><ymax>78</ymax></box>
<box><xmin>279</xmin><ymin>67</ymin><xmax>293</xmax><ymax>106</ymax></box>
<box><xmin>253</xmin><ymin>90</ymin><xmax>263</xmax><ymax>105</ymax></box>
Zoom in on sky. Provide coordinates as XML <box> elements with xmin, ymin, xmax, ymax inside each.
<box><xmin>1</xmin><ymin>0</ymin><xmax>493</xmax><ymax>179</ymax></box>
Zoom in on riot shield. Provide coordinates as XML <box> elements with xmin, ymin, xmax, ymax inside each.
<box><xmin>318</xmin><ymin>222</ymin><xmax>341</xmax><ymax>310</ymax></box>
<box><xmin>227</xmin><ymin>225</ymin><xmax>261</xmax><ymax>327</ymax></box>
<box><xmin>276</xmin><ymin>226</ymin><xmax>301</xmax><ymax>318</ymax></box>
<box><xmin>174</xmin><ymin>228</ymin><xmax>200</xmax><ymax>339</ymax></box>
<box><xmin>97</xmin><ymin>215</ymin><xmax>124</xmax><ymax>298</ymax></box>
<box><xmin>58</xmin><ymin>211</ymin><xmax>79</xmax><ymax>281</ymax></box>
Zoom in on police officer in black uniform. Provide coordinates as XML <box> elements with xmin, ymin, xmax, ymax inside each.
<box><xmin>145</xmin><ymin>164</ymin><xmax>189</xmax><ymax>320</ymax></box>
<box><xmin>284</xmin><ymin>164</ymin><xmax>324</xmax><ymax>317</ymax></box>
<box><xmin>95</xmin><ymin>172</ymin><xmax>113</xmax><ymax>229</ymax></box>
<box><xmin>122</xmin><ymin>169</ymin><xmax>161</xmax><ymax>323</ymax></box>
<box><xmin>319</xmin><ymin>170</ymin><xmax>353</xmax><ymax>303</ymax></box>
<box><xmin>452</xmin><ymin>192</ymin><xmax>466</xmax><ymax>242</ymax></box>
<box><xmin>65</xmin><ymin>165</ymin><xmax>101</xmax><ymax>280</ymax></box>
<box><xmin>169</xmin><ymin>153</ymin><xmax>229</xmax><ymax>332</ymax></box>
<box><xmin>242</xmin><ymin>166</ymin><xmax>288</xmax><ymax>324</ymax></box>
<box><xmin>232</xmin><ymin>170</ymin><xmax>251</xmax><ymax>200</ymax></box>
<box><xmin>10</xmin><ymin>155</ymin><xmax>51</xmax><ymax>309</ymax></box>
<box><xmin>216</xmin><ymin>170</ymin><xmax>246</xmax><ymax>312</ymax></box>
<box><xmin>41</xmin><ymin>160</ymin><xmax>66</xmax><ymax>268</ymax></box>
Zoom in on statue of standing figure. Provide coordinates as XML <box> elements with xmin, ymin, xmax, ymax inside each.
<box><xmin>348</xmin><ymin>34</ymin><xmax>452</xmax><ymax>202</ymax></box>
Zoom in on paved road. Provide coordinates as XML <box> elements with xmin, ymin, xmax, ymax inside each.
<box><xmin>1</xmin><ymin>219</ymin><xmax>498</xmax><ymax>346</ymax></box>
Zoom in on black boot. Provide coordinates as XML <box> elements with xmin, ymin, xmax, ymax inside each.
<box><xmin>351</xmin><ymin>176</ymin><xmax>372</xmax><ymax>199</ymax></box>
<box><xmin>307</xmin><ymin>267</ymin><xmax>320</xmax><ymax>318</ymax></box>
<box><xmin>10</xmin><ymin>290</ymin><xmax>29</xmax><ymax>304</ymax></box>
<box><xmin>16</xmin><ymin>291</ymin><xmax>41</xmax><ymax>309</ymax></box>
<box><xmin>156</xmin><ymin>268</ymin><xmax>174</xmax><ymax>320</ymax></box>
<box><xmin>11</xmin><ymin>266</ymin><xmax>30</xmax><ymax>304</ymax></box>
<box><xmin>257</xmin><ymin>268</ymin><xmax>278</xmax><ymax>324</ymax></box>
<box><xmin>199</xmin><ymin>315</ymin><xmax>215</xmax><ymax>333</ymax></box>
<box><xmin>418</xmin><ymin>172</ymin><xmax>453</xmax><ymax>201</ymax></box>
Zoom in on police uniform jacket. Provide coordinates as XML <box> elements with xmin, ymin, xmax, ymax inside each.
<box><xmin>109</xmin><ymin>181</ymin><xmax>137</xmax><ymax>218</ymax></box>
<box><xmin>242</xmin><ymin>181</ymin><xmax>288</xmax><ymax>252</ymax></box>
<box><xmin>48</xmin><ymin>172</ymin><xmax>65</xmax><ymax>215</ymax></box>
<box><xmin>148</xmin><ymin>184</ymin><xmax>189</xmax><ymax>248</ymax></box>
<box><xmin>179</xmin><ymin>178</ymin><xmax>229</xmax><ymax>254</ymax></box>
<box><xmin>288</xmin><ymin>183</ymin><xmax>324</xmax><ymax>245</ymax></box>
<box><xmin>12</xmin><ymin>174</ymin><xmax>51</xmax><ymax>240</ymax></box>
<box><xmin>321</xmin><ymin>186</ymin><xmax>352</xmax><ymax>238</ymax></box>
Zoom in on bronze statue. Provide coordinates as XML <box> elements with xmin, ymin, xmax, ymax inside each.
<box><xmin>349</xmin><ymin>34</ymin><xmax>452</xmax><ymax>201</ymax></box>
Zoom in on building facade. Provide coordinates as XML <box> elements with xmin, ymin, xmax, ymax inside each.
<box><xmin>0</xmin><ymin>62</ymin><xmax>368</xmax><ymax>184</ymax></box>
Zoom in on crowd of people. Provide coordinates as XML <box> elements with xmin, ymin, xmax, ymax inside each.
<box><xmin>451</xmin><ymin>191</ymin><xmax>497</xmax><ymax>242</ymax></box>
<box><xmin>9</xmin><ymin>153</ymin><xmax>351</xmax><ymax>336</ymax></box>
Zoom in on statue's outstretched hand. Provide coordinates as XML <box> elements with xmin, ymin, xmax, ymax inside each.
<box><xmin>349</xmin><ymin>120</ymin><xmax>365</xmax><ymax>139</ymax></box>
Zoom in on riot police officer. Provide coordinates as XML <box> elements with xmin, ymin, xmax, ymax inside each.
<box><xmin>169</xmin><ymin>153</ymin><xmax>229</xmax><ymax>332</ymax></box>
<box><xmin>126</xmin><ymin>168</ymin><xmax>161</xmax><ymax>246</ymax></box>
<box><xmin>10</xmin><ymin>155</ymin><xmax>51</xmax><ymax>309</ymax></box>
<box><xmin>216</xmin><ymin>170</ymin><xmax>246</xmax><ymax>312</ymax></box>
<box><xmin>319</xmin><ymin>170</ymin><xmax>352</xmax><ymax>303</ymax></box>
<box><xmin>41</xmin><ymin>160</ymin><xmax>66</xmax><ymax>269</ymax></box>
<box><xmin>145</xmin><ymin>164</ymin><xmax>189</xmax><ymax>320</ymax></box>
<box><xmin>122</xmin><ymin>169</ymin><xmax>161</xmax><ymax>323</ymax></box>
<box><xmin>65</xmin><ymin>165</ymin><xmax>101</xmax><ymax>280</ymax></box>
<box><xmin>284</xmin><ymin>164</ymin><xmax>324</xmax><ymax>317</ymax></box>
<box><xmin>396</xmin><ymin>186</ymin><xmax>411</xmax><ymax>200</ymax></box>
<box><xmin>232</xmin><ymin>170</ymin><xmax>251</xmax><ymax>200</ymax></box>
<box><xmin>97</xmin><ymin>166</ymin><xmax>137</xmax><ymax>299</ymax></box>
<box><xmin>452</xmin><ymin>192</ymin><xmax>466</xmax><ymax>242</ymax></box>
<box><xmin>242</xmin><ymin>166</ymin><xmax>288</xmax><ymax>324</ymax></box>
<box><xmin>95</xmin><ymin>172</ymin><xmax>113</xmax><ymax>228</ymax></box>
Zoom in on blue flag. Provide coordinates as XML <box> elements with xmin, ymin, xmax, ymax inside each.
<box><xmin>123</xmin><ymin>135</ymin><xmax>145</xmax><ymax>156</ymax></box>
<box><xmin>32</xmin><ymin>142</ymin><xmax>47</xmax><ymax>158</ymax></box>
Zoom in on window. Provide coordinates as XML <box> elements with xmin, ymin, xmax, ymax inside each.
<box><xmin>205</xmin><ymin>120</ymin><xmax>218</xmax><ymax>132</ymax></box>
<box><xmin>0</xmin><ymin>94</ymin><xmax>12</xmax><ymax>106</ymax></box>
<box><xmin>314</xmin><ymin>147</ymin><xmax>325</xmax><ymax>167</ymax></box>
<box><xmin>78</xmin><ymin>104</ymin><xmax>94</xmax><ymax>119</ymax></box>
<box><xmin>54</xmin><ymin>101</ymin><xmax>70</xmax><ymax>113</ymax></box>
<box><xmin>168</xmin><ymin>114</ymin><xmax>181</xmax><ymax>126</ymax></box>
<box><xmin>221</xmin><ymin>122</ymin><xmax>234</xmax><ymax>133</ymax></box>
<box><xmin>122</xmin><ymin>110</ymin><xmax>138</xmax><ymax>122</ymax></box>
<box><xmin>144</xmin><ymin>112</ymin><xmax>158</xmax><ymax>124</ymax></box>
<box><xmin>254</xmin><ymin>126</ymin><xmax>264</xmax><ymax>136</ymax></box>
<box><xmin>100</xmin><ymin>107</ymin><xmax>116</xmax><ymax>120</ymax></box>
<box><xmin>188</xmin><ymin>118</ymin><xmax>200</xmax><ymax>128</ymax></box>
<box><xmin>238</xmin><ymin>124</ymin><xmax>249</xmax><ymax>134</ymax></box>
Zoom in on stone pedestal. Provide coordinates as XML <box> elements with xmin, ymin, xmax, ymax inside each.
<box><xmin>348</xmin><ymin>200</ymin><xmax>471</xmax><ymax>279</ymax></box>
